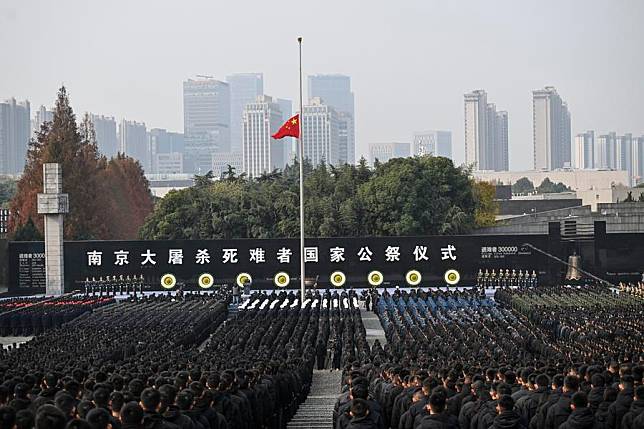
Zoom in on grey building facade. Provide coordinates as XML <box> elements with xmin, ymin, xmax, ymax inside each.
<box><xmin>308</xmin><ymin>74</ymin><xmax>355</xmax><ymax>164</ymax></box>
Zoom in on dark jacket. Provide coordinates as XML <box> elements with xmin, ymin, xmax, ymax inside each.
<box><xmin>346</xmin><ymin>415</ymin><xmax>379</xmax><ymax>429</ymax></box>
<box><xmin>143</xmin><ymin>411</ymin><xmax>180</xmax><ymax>429</ymax></box>
<box><xmin>400</xmin><ymin>398</ymin><xmax>428</xmax><ymax>429</ymax></box>
<box><xmin>620</xmin><ymin>399</ymin><xmax>644</xmax><ymax>429</ymax></box>
<box><xmin>586</xmin><ymin>387</ymin><xmax>604</xmax><ymax>414</ymax></box>
<box><xmin>607</xmin><ymin>388</ymin><xmax>633</xmax><ymax>429</ymax></box>
<box><xmin>163</xmin><ymin>406</ymin><xmax>195</xmax><ymax>429</ymax></box>
<box><xmin>545</xmin><ymin>392</ymin><xmax>574</xmax><ymax>429</ymax></box>
<box><xmin>515</xmin><ymin>387</ymin><xmax>549</xmax><ymax>427</ymax></box>
<box><xmin>418</xmin><ymin>412</ymin><xmax>458</xmax><ymax>429</ymax></box>
<box><xmin>489</xmin><ymin>410</ymin><xmax>526</xmax><ymax>429</ymax></box>
<box><xmin>558</xmin><ymin>408</ymin><xmax>594</xmax><ymax>429</ymax></box>
<box><xmin>590</xmin><ymin>401</ymin><xmax>615</xmax><ymax>429</ymax></box>
<box><xmin>531</xmin><ymin>389</ymin><xmax>562</xmax><ymax>429</ymax></box>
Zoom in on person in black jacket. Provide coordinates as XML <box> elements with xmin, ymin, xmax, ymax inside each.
<box><xmin>621</xmin><ymin>384</ymin><xmax>644</xmax><ymax>429</ymax></box>
<box><xmin>418</xmin><ymin>392</ymin><xmax>457</xmax><ymax>429</ymax></box>
<box><xmin>558</xmin><ymin>392</ymin><xmax>594</xmax><ymax>429</ymax></box>
<box><xmin>607</xmin><ymin>375</ymin><xmax>634</xmax><ymax>428</ymax></box>
<box><xmin>515</xmin><ymin>373</ymin><xmax>550</xmax><ymax>427</ymax></box>
<box><xmin>586</xmin><ymin>374</ymin><xmax>605</xmax><ymax>415</ymax></box>
<box><xmin>346</xmin><ymin>399</ymin><xmax>378</xmax><ymax>429</ymax></box>
<box><xmin>544</xmin><ymin>375</ymin><xmax>579</xmax><ymax>429</ymax></box>
<box><xmin>488</xmin><ymin>395</ymin><xmax>524</xmax><ymax>429</ymax></box>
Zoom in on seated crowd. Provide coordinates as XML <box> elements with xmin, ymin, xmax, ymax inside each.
<box><xmin>332</xmin><ymin>287</ymin><xmax>643</xmax><ymax>429</ymax></box>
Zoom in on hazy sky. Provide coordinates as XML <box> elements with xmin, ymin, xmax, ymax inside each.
<box><xmin>1</xmin><ymin>0</ymin><xmax>643</xmax><ymax>170</ymax></box>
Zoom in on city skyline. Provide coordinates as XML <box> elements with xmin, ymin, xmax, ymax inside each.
<box><xmin>1</xmin><ymin>0</ymin><xmax>643</xmax><ymax>171</ymax></box>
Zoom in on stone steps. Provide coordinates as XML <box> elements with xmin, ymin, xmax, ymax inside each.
<box><xmin>287</xmin><ymin>370</ymin><xmax>342</xmax><ymax>429</ymax></box>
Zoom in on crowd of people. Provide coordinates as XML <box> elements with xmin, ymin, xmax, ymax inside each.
<box><xmin>0</xmin><ymin>297</ymin><xmax>113</xmax><ymax>337</ymax></box>
<box><xmin>0</xmin><ymin>282</ymin><xmax>642</xmax><ymax>429</ymax></box>
<box><xmin>331</xmin><ymin>287</ymin><xmax>643</xmax><ymax>429</ymax></box>
<box><xmin>0</xmin><ymin>288</ymin><xmax>373</xmax><ymax>429</ymax></box>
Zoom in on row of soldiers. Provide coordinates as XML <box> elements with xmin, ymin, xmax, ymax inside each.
<box><xmin>81</xmin><ymin>275</ymin><xmax>146</xmax><ymax>295</ymax></box>
<box><xmin>476</xmin><ymin>269</ymin><xmax>539</xmax><ymax>289</ymax></box>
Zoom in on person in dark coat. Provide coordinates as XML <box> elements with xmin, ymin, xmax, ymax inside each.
<box><xmin>621</xmin><ymin>385</ymin><xmax>644</xmax><ymax>429</ymax></box>
<box><xmin>592</xmin><ymin>387</ymin><xmax>617</xmax><ymax>429</ymax></box>
<box><xmin>489</xmin><ymin>395</ymin><xmax>525</xmax><ymax>429</ymax></box>
<box><xmin>515</xmin><ymin>373</ymin><xmax>550</xmax><ymax>427</ymax></box>
<box><xmin>316</xmin><ymin>340</ymin><xmax>327</xmax><ymax>370</ymax></box>
<box><xmin>418</xmin><ymin>393</ymin><xmax>458</xmax><ymax>429</ymax></box>
<box><xmin>544</xmin><ymin>375</ymin><xmax>578</xmax><ymax>429</ymax></box>
<box><xmin>346</xmin><ymin>399</ymin><xmax>378</xmax><ymax>429</ymax></box>
<box><xmin>120</xmin><ymin>402</ymin><xmax>145</xmax><ymax>429</ymax></box>
<box><xmin>586</xmin><ymin>374</ymin><xmax>605</xmax><ymax>415</ymax></box>
<box><xmin>140</xmin><ymin>388</ymin><xmax>179</xmax><ymax>429</ymax></box>
<box><xmin>607</xmin><ymin>376</ymin><xmax>634</xmax><ymax>429</ymax></box>
<box><xmin>558</xmin><ymin>392</ymin><xmax>594</xmax><ymax>429</ymax></box>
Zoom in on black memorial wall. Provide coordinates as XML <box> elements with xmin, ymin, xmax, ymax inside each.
<box><xmin>8</xmin><ymin>233</ymin><xmax>558</xmax><ymax>293</ymax></box>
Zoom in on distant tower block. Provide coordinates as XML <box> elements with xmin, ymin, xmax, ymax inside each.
<box><xmin>37</xmin><ymin>163</ymin><xmax>69</xmax><ymax>295</ymax></box>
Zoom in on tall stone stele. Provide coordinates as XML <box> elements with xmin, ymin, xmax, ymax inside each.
<box><xmin>37</xmin><ymin>163</ymin><xmax>69</xmax><ymax>295</ymax></box>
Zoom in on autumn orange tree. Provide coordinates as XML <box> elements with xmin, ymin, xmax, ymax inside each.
<box><xmin>9</xmin><ymin>86</ymin><xmax>153</xmax><ymax>240</ymax></box>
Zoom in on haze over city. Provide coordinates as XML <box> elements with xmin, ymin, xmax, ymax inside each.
<box><xmin>1</xmin><ymin>0</ymin><xmax>643</xmax><ymax>170</ymax></box>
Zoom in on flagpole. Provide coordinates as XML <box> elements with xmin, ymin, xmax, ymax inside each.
<box><xmin>298</xmin><ymin>36</ymin><xmax>305</xmax><ymax>306</ymax></box>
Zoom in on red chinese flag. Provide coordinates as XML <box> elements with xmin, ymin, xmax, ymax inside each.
<box><xmin>272</xmin><ymin>114</ymin><xmax>300</xmax><ymax>139</ymax></box>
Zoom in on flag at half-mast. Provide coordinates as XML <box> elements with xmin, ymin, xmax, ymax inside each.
<box><xmin>272</xmin><ymin>114</ymin><xmax>300</xmax><ymax>139</ymax></box>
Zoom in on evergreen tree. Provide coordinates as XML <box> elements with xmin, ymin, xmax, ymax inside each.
<box><xmin>13</xmin><ymin>217</ymin><xmax>43</xmax><ymax>241</ymax></box>
<box><xmin>9</xmin><ymin>87</ymin><xmax>153</xmax><ymax>240</ymax></box>
<box><xmin>512</xmin><ymin>177</ymin><xmax>534</xmax><ymax>194</ymax></box>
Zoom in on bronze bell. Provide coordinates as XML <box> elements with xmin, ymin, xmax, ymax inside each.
<box><xmin>566</xmin><ymin>253</ymin><xmax>582</xmax><ymax>280</ymax></box>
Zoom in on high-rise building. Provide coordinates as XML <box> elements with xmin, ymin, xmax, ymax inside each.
<box><xmin>617</xmin><ymin>133</ymin><xmax>636</xmax><ymax>186</ymax></box>
<box><xmin>90</xmin><ymin>114</ymin><xmax>118</xmax><ymax>158</ymax></box>
<box><xmin>242</xmin><ymin>96</ymin><xmax>285</xmax><ymax>178</ymax></box>
<box><xmin>148</xmin><ymin>128</ymin><xmax>185</xmax><ymax>173</ymax></box>
<box><xmin>301</xmin><ymin>97</ymin><xmax>340</xmax><ymax>167</ymax></box>
<box><xmin>183</xmin><ymin>78</ymin><xmax>230</xmax><ymax>173</ymax></box>
<box><xmin>574</xmin><ymin>131</ymin><xmax>594</xmax><ymax>169</ymax></box>
<box><xmin>495</xmin><ymin>111</ymin><xmax>509</xmax><ymax>171</ymax></box>
<box><xmin>464</xmin><ymin>90</ymin><xmax>487</xmax><ymax>170</ymax></box>
<box><xmin>308</xmin><ymin>74</ymin><xmax>355</xmax><ymax>164</ymax></box>
<box><xmin>595</xmin><ymin>132</ymin><xmax>617</xmax><ymax>170</ymax></box>
<box><xmin>464</xmin><ymin>90</ymin><xmax>508</xmax><ymax>171</ymax></box>
<box><xmin>226</xmin><ymin>73</ymin><xmax>263</xmax><ymax>154</ymax></box>
<box><xmin>148</xmin><ymin>128</ymin><xmax>185</xmax><ymax>154</ymax></box>
<box><xmin>32</xmin><ymin>105</ymin><xmax>54</xmax><ymax>137</ymax></box>
<box><xmin>0</xmin><ymin>98</ymin><xmax>30</xmax><ymax>175</ymax></box>
<box><xmin>119</xmin><ymin>119</ymin><xmax>148</xmax><ymax>170</ymax></box>
<box><xmin>412</xmin><ymin>131</ymin><xmax>452</xmax><ymax>159</ymax></box>
<box><xmin>155</xmin><ymin>152</ymin><xmax>183</xmax><ymax>175</ymax></box>
<box><xmin>368</xmin><ymin>142</ymin><xmax>410</xmax><ymax>166</ymax></box>
<box><xmin>212</xmin><ymin>151</ymin><xmax>244</xmax><ymax>178</ymax></box>
<box><xmin>635</xmin><ymin>136</ymin><xmax>644</xmax><ymax>185</ymax></box>
<box><xmin>532</xmin><ymin>86</ymin><xmax>572</xmax><ymax>170</ymax></box>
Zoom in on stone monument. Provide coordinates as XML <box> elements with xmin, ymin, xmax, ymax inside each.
<box><xmin>37</xmin><ymin>163</ymin><xmax>69</xmax><ymax>295</ymax></box>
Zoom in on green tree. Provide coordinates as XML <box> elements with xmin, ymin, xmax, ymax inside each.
<box><xmin>0</xmin><ymin>177</ymin><xmax>16</xmax><ymax>208</ymax></box>
<box><xmin>139</xmin><ymin>155</ymin><xmax>491</xmax><ymax>239</ymax></box>
<box><xmin>13</xmin><ymin>217</ymin><xmax>43</xmax><ymax>241</ymax></box>
<box><xmin>356</xmin><ymin>156</ymin><xmax>476</xmax><ymax>236</ymax></box>
<box><xmin>512</xmin><ymin>177</ymin><xmax>534</xmax><ymax>194</ymax></box>
<box><xmin>535</xmin><ymin>177</ymin><xmax>572</xmax><ymax>193</ymax></box>
<box><xmin>638</xmin><ymin>192</ymin><xmax>644</xmax><ymax>202</ymax></box>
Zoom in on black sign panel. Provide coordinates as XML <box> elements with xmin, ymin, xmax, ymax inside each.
<box><xmin>9</xmin><ymin>235</ymin><xmax>554</xmax><ymax>292</ymax></box>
